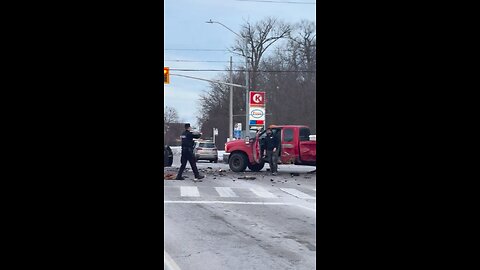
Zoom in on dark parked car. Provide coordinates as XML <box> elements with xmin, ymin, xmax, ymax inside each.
<box><xmin>164</xmin><ymin>145</ymin><xmax>173</xmax><ymax>167</ymax></box>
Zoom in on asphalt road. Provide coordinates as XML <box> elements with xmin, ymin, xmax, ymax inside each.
<box><xmin>164</xmin><ymin>149</ymin><xmax>316</xmax><ymax>270</ymax></box>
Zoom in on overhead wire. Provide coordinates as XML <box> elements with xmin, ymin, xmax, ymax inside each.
<box><xmin>164</xmin><ymin>59</ymin><xmax>243</xmax><ymax>63</ymax></box>
<box><xmin>164</xmin><ymin>49</ymin><xmax>229</xmax><ymax>52</ymax></box>
<box><xmin>170</xmin><ymin>68</ymin><xmax>316</xmax><ymax>73</ymax></box>
<box><xmin>164</xmin><ymin>46</ymin><xmax>315</xmax><ymax>52</ymax></box>
<box><xmin>234</xmin><ymin>0</ymin><xmax>316</xmax><ymax>4</ymax></box>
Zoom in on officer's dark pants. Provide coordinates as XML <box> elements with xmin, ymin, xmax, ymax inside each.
<box><xmin>266</xmin><ymin>150</ymin><xmax>278</xmax><ymax>173</ymax></box>
<box><xmin>176</xmin><ymin>148</ymin><xmax>200</xmax><ymax>178</ymax></box>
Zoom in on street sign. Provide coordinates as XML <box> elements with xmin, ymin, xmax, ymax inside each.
<box><xmin>249</xmin><ymin>107</ymin><xmax>265</xmax><ymax>126</ymax></box>
<box><xmin>249</xmin><ymin>91</ymin><xmax>265</xmax><ymax>107</ymax></box>
<box><xmin>234</xmin><ymin>123</ymin><xmax>242</xmax><ymax>139</ymax></box>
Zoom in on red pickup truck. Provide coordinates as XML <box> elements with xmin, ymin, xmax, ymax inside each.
<box><xmin>223</xmin><ymin>125</ymin><xmax>316</xmax><ymax>172</ymax></box>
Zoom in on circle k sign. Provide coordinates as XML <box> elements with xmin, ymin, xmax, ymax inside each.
<box><xmin>249</xmin><ymin>91</ymin><xmax>265</xmax><ymax>107</ymax></box>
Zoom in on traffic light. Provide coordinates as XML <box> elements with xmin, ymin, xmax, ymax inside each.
<box><xmin>164</xmin><ymin>67</ymin><xmax>170</xmax><ymax>84</ymax></box>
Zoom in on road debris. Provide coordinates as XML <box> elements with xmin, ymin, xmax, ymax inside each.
<box><xmin>164</xmin><ymin>173</ymin><xmax>176</xmax><ymax>180</ymax></box>
<box><xmin>238</xmin><ymin>176</ymin><xmax>256</xmax><ymax>180</ymax></box>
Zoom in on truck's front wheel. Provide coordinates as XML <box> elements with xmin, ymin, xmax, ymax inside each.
<box><xmin>229</xmin><ymin>152</ymin><xmax>247</xmax><ymax>172</ymax></box>
<box><xmin>247</xmin><ymin>162</ymin><xmax>265</xmax><ymax>172</ymax></box>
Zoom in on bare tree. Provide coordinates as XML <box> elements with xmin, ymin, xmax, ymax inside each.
<box><xmin>232</xmin><ymin>17</ymin><xmax>292</xmax><ymax>89</ymax></box>
<box><xmin>289</xmin><ymin>20</ymin><xmax>316</xmax><ymax>81</ymax></box>
<box><xmin>164</xmin><ymin>106</ymin><xmax>179</xmax><ymax>144</ymax></box>
<box><xmin>198</xmin><ymin>19</ymin><xmax>317</xmax><ymax>147</ymax></box>
<box><xmin>256</xmin><ymin>21</ymin><xmax>316</xmax><ymax>133</ymax></box>
<box><xmin>164</xmin><ymin>106</ymin><xmax>179</xmax><ymax>127</ymax></box>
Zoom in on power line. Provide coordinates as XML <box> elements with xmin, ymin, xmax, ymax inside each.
<box><xmin>171</xmin><ymin>68</ymin><xmax>316</xmax><ymax>73</ymax></box>
<box><xmin>164</xmin><ymin>48</ymin><xmax>229</xmax><ymax>52</ymax></box>
<box><xmin>164</xmin><ymin>59</ymin><xmax>243</xmax><ymax>63</ymax></box>
<box><xmin>234</xmin><ymin>0</ymin><xmax>316</xmax><ymax>4</ymax></box>
<box><xmin>164</xmin><ymin>47</ymin><xmax>315</xmax><ymax>52</ymax></box>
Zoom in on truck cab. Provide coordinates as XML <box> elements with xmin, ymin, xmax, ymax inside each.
<box><xmin>224</xmin><ymin>125</ymin><xmax>316</xmax><ymax>172</ymax></box>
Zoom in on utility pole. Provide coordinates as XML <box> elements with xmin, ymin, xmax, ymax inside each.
<box><xmin>229</xmin><ymin>56</ymin><xmax>233</xmax><ymax>141</ymax></box>
<box><xmin>205</xmin><ymin>20</ymin><xmax>250</xmax><ymax>138</ymax></box>
<box><xmin>244</xmin><ymin>40</ymin><xmax>250</xmax><ymax>137</ymax></box>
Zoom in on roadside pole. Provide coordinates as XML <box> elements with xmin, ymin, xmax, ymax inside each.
<box><xmin>244</xmin><ymin>41</ymin><xmax>250</xmax><ymax>137</ymax></box>
<box><xmin>229</xmin><ymin>56</ymin><xmax>233</xmax><ymax>141</ymax></box>
<box><xmin>169</xmin><ymin>74</ymin><xmax>245</xmax><ymax>89</ymax></box>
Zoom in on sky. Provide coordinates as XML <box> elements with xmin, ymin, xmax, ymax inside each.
<box><xmin>164</xmin><ymin>0</ymin><xmax>316</xmax><ymax>127</ymax></box>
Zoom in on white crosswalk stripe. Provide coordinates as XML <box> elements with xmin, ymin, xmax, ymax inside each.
<box><xmin>280</xmin><ymin>188</ymin><xmax>316</xmax><ymax>199</ymax></box>
<box><xmin>249</xmin><ymin>188</ymin><xmax>277</xmax><ymax>198</ymax></box>
<box><xmin>168</xmin><ymin>186</ymin><xmax>316</xmax><ymax>200</ymax></box>
<box><xmin>180</xmin><ymin>186</ymin><xmax>200</xmax><ymax>197</ymax></box>
<box><xmin>215</xmin><ymin>187</ymin><xmax>238</xmax><ymax>197</ymax></box>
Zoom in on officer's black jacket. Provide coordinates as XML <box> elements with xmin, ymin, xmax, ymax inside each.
<box><xmin>180</xmin><ymin>130</ymin><xmax>201</xmax><ymax>150</ymax></box>
<box><xmin>264</xmin><ymin>133</ymin><xmax>279</xmax><ymax>151</ymax></box>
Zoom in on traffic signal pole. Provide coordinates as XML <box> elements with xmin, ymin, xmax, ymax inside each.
<box><xmin>169</xmin><ymin>73</ymin><xmax>246</xmax><ymax>89</ymax></box>
<box><xmin>167</xmin><ymin>72</ymin><xmax>247</xmax><ymax>141</ymax></box>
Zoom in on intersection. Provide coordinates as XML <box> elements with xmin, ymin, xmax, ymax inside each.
<box><xmin>164</xmin><ymin>153</ymin><xmax>316</xmax><ymax>270</ymax></box>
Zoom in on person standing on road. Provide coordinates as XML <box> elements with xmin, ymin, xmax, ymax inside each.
<box><xmin>263</xmin><ymin>128</ymin><xmax>279</xmax><ymax>175</ymax></box>
<box><xmin>175</xmin><ymin>123</ymin><xmax>205</xmax><ymax>181</ymax></box>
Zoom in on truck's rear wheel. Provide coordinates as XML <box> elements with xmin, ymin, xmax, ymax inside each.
<box><xmin>247</xmin><ymin>162</ymin><xmax>265</xmax><ymax>172</ymax></box>
<box><xmin>229</xmin><ymin>152</ymin><xmax>247</xmax><ymax>172</ymax></box>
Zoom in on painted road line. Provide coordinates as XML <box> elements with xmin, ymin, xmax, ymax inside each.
<box><xmin>249</xmin><ymin>188</ymin><xmax>277</xmax><ymax>198</ymax></box>
<box><xmin>215</xmin><ymin>187</ymin><xmax>238</xmax><ymax>197</ymax></box>
<box><xmin>164</xmin><ymin>200</ymin><xmax>316</xmax><ymax>212</ymax></box>
<box><xmin>294</xmin><ymin>204</ymin><xmax>316</xmax><ymax>212</ymax></box>
<box><xmin>165</xmin><ymin>201</ymin><xmax>287</xmax><ymax>205</ymax></box>
<box><xmin>164</xmin><ymin>250</ymin><xmax>182</xmax><ymax>270</ymax></box>
<box><xmin>180</xmin><ymin>186</ymin><xmax>200</xmax><ymax>197</ymax></box>
<box><xmin>280</xmin><ymin>188</ymin><xmax>316</xmax><ymax>199</ymax></box>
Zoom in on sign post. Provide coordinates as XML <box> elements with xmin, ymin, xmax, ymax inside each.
<box><xmin>249</xmin><ymin>91</ymin><xmax>266</xmax><ymax>130</ymax></box>
<box><xmin>213</xmin><ymin>128</ymin><xmax>218</xmax><ymax>144</ymax></box>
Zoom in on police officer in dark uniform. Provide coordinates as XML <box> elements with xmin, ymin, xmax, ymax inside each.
<box><xmin>176</xmin><ymin>123</ymin><xmax>205</xmax><ymax>181</ymax></box>
<box><xmin>263</xmin><ymin>128</ymin><xmax>280</xmax><ymax>175</ymax></box>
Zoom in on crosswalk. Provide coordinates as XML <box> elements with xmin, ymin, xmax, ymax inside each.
<box><xmin>165</xmin><ymin>186</ymin><xmax>316</xmax><ymax>200</ymax></box>
<box><xmin>214</xmin><ymin>187</ymin><xmax>238</xmax><ymax>198</ymax></box>
<box><xmin>180</xmin><ymin>186</ymin><xmax>200</xmax><ymax>197</ymax></box>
